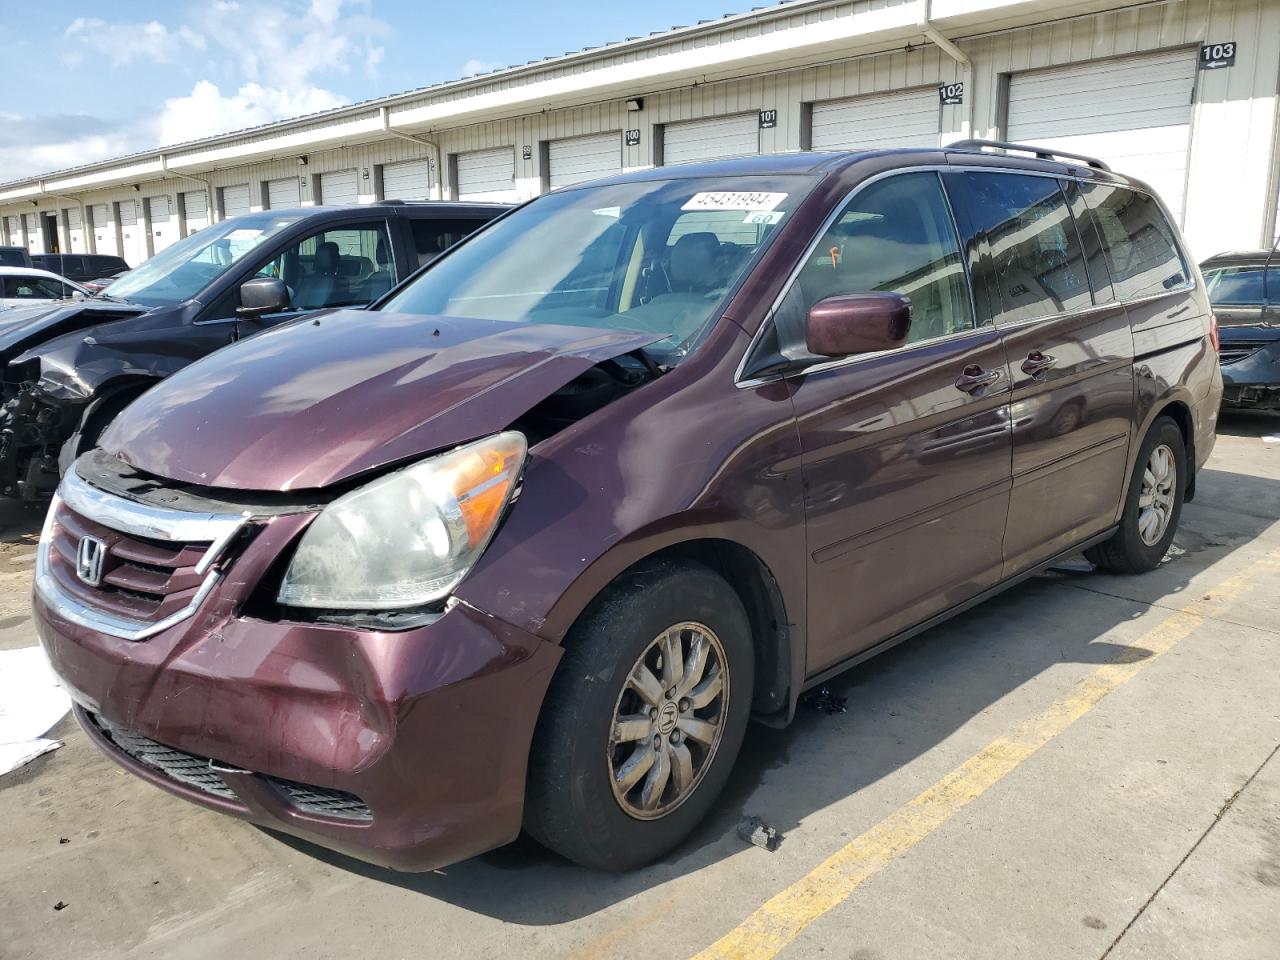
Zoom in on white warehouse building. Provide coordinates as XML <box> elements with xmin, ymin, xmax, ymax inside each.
<box><xmin>2</xmin><ymin>0</ymin><xmax>1278</xmax><ymax>266</ymax></box>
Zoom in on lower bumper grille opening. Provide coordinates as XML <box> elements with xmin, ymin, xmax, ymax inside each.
<box><xmin>267</xmin><ymin>778</ymin><xmax>373</xmax><ymax>821</ymax></box>
<box><xmin>87</xmin><ymin>713</ymin><xmax>373</xmax><ymax>822</ymax></box>
<box><xmin>89</xmin><ymin>713</ymin><xmax>238</xmax><ymax>801</ymax></box>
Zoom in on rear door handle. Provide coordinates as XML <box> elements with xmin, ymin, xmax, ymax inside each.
<box><xmin>1021</xmin><ymin>351</ymin><xmax>1057</xmax><ymax>377</ymax></box>
<box><xmin>954</xmin><ymin>365</ymin><xmax>1004</xmax><ymax>394</ymax></box>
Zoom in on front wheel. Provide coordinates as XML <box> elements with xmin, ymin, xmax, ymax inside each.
<box><xmin>524</xmin><ymin>560</ymin><xmax>754</xmax><ymax>871</ymax></box>
<box><xmin>1086</xmin><ymin>416</ymin><xmax>1186</xmax><ymax>574</ymax></box>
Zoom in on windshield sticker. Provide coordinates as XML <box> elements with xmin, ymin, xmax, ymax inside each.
<box><xmin>743</xmin><ymin>210</ymin><xmax>785</xmax><ymax>225</ymax></box>
<box><xmin>682</xmin><ymin>192</ymin><xmax>788</xmax><ymax>212</ymax></box>
<box><xmin>224</xmin><ymin>229</ymin><xmax>265</xmax><ymax>241</ymax></box>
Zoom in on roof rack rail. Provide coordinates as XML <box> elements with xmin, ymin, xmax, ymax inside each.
<box><xmin>946</xmin><ymin>139</ymin><xmax>1111</xmax><ymax>172</ymax></box>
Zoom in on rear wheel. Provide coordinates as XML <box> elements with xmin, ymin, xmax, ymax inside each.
<box><xmin>1085</xmin><ymin>416</ymin><xmax>1186</xmax><ymax>574</ymax></box>
<box><xmin>524</xmin><ymin>560</ymin><xmax>753</xmax><ymax>871</ymax></box>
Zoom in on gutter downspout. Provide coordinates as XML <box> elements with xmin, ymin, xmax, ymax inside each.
<box><xmin>37</xmin><ymin>181</ymin><xmax>87</xmax><ymax>256</ymax></box>
<box><xmin>919</xmin><ymin>0</ymin><xmax>973</xmax><ymax>142</ymax></box>
<box><xmin>160</xmin><ymin>155</ymin><xmax>218</xmax><ymax>225</ymax></box>
<box><xmin>380</xmin><ymin>106</ymin><xmax>443</xmax><ymax>200</ymax></box>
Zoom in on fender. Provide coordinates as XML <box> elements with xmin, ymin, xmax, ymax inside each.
<box><xmin>57</xmin><ymin>377</ymin><xmax>160</xmax><ymax>475</ymax></box>
<box><xmin>454</xmin><ymin>320</ymin><xmax>809</xmax><ymax>714</ymax></box>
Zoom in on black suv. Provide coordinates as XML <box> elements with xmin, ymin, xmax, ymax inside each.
<box><xmin>32</xmin><ymin>253</ymin><xmax>131</xmax><ymax>284</ymax></box>
<box><xmin>0</xmin><ymin>200</ymin><xmax>508</xmax><ymax>498</ymax></box>
<box><xmin>1201</xmin><ymin>248</ymin><xmax>1280</xmax><ymax>411</ymax></box>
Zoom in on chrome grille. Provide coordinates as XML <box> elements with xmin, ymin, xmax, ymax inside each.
<box><xmin>36</xmin><ymin>464</ymin><xmax>246</xmax><ymax>641</ymax></box>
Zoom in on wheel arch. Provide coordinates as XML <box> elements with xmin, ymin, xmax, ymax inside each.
<box><xmin>555</xmin><ymin>537</ymin><xmax>797</xmax><ymax>725</ymax></box>
<box><xmin>59</xmin><ymin>375</ymin><xmax>160</xmax><ymax>471</ymax></box>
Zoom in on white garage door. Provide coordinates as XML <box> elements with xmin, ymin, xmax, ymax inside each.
<box><xmin>382</xmin><ymin>159</ymin><xmax>431</xmax><ymax>200</ymax></box>
<box><xmin>320</xmin><ymin>169</ymin><xmax>358</xmax><ymax>205</ymax></box>
<box><xmin>23</xmin><ymin>214</ymin><xmax>41</xmax><ymax>254</ymax></box>
<box><xmin>117</xmin><ymin>202</ymin><xmax>142</xmax><ymax>264</ymax></box>
<box><xmin>221</xmin><ymin>184</ymin><xmax>251</xmax><ymax>219</ymax></box>
<box><xmin>663</xmin><ymin>114</ymin><xmax>759</xmax><ymax>165</ymax></box>
<box><xmin>180</xmin><ymin>191</ymin><xmax>208</xmax><ymax>235</ymax></box>
<box><xmin>1007</xmin><ymin>49</ymin><xmax>1197</xmax><ymax>219</ymax></box>
<box><xmin>147</xmin><ymin>196</ymin><xmax>174</xmax><ymax>252</ymax></box>
<box><xmin>456</xmin><ymin>148</ymin><xmax>517</xmax><ymax>202</ymax></box>
<box><xmin>811</xmin><ymin>88</ymin><xmax>940</xmax><ymax>151</ymax></box>
<box><xmin>267</xmin><ymin>177</ymin><xmax>301</xmax><ymax>209</ymax></box>
<box><xmin>548</xmin><ymin>133</ymin><xmax>622</xmax><ymax>189</ymax></box>
<box><xmin>4</xmin><ymin>216</ymin><xmax>19</xmax><ymax>246</ymax></box>
<box><xmin>67</xmin><ymin>207</ymin><xmax>85</xmax><ymax>252</ymax></box>
<box><xmin>89</xmin><ymin>204</ymin><xmax>116</xmax><ymax>255</ymax></box>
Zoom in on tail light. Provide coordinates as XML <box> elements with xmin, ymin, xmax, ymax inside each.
<box><xmin>1209</xmin><ymin>313</ymin><xmax>1220</xmax><ymax>353</ymax></box>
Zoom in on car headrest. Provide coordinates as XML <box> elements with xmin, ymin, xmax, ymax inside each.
<box><xmin>669</xmin><ymin>232</ymin><xmax>721</xmax><ymax>292</ymax></box>
<box><xmin>315</xmin><ymin>241</ymin><xmax>340</xmax><ymax>273</ymax></box>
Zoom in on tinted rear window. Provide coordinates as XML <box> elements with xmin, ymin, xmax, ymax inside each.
<box><xmin>1079</xmin><ymin>184</ymin><xmax>1189</xmax><ymax>300</ymax></box>
<box><xmin>409</xmin><ymin>218</ymin><xmax>487</xmax><ymax>267</ymax></box>
<box><xmin>952</xmin><ymin>172</ymin><xmax>1094</xmax><ymax>325</ymax></box>
<box><xmin>1203</xmin><ymin>265</ymin><xmax>1278</xmax><ymax>306</ymax></box>
<box><xmin>0</xmin><ymin>249</ymin><xmax>28</xmax><ymax>267</ymax></box>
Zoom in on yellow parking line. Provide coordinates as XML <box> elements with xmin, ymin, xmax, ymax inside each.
<box><xmin>691</xmin><ymin>550</ymin><xmax>1280</xmax><ymax>960</ymax></box>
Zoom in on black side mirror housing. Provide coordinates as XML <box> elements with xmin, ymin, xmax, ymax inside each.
<box><xmin>237</xmin><ymin>277</ymin><xmax>290</xmax><ymax>318</ymax></box>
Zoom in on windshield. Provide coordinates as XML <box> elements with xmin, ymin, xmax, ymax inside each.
<box><xmin>105</xmin><ymin>213</ymin><xmax>304</xmax><ymax>307</ymax></box>
<box><xmin>1204</xmin><ymin>264</ymin><xmax>1277</xmax><ymax>306</ymax></box>
<box><xmin>380</xmin><ymin>175</ymin><xmax>815</xmax><ymax>364</ymax></box>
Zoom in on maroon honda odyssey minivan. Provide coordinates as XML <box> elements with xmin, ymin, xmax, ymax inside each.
<box><xmin>35</xmin><ymin>141</ymin><xmax>1222</xmax><ymax>872</ymax></box>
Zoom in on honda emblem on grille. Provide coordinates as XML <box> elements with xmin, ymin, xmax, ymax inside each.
<box><xmin>76</xmin><ymin>535</ymin><xmax>106</xmax><ymax>587</ymax></box>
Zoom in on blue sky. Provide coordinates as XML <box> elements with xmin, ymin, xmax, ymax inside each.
<box><xmin>0</xmin><ymin>0</ymin><xmax>755</xmax><ymax>181</ymax></box>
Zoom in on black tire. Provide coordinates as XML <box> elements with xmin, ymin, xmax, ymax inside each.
<box><xmin>1085</xmin><ymin>416</ymin><xmax>1186</xmax><ymax>574</ymax></box>
<box><xmin>524</xmin><ymin>560</ymin><xmax>754</xmax><ymax>871</ymax></box>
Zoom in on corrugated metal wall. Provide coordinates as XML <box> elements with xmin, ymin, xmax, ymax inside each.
<box><xmin>4</xmin><ymin>0</ymin><xmax>1276</xmax><ymax>261</ymax></box>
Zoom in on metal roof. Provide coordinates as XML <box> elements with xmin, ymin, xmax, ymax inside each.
<box><xmin>1</xmin><ymin>0</ymin><xmax>821</xmax><ymax>191</ymax></box>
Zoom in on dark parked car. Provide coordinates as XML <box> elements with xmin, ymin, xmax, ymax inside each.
<box><xmin>1200</xmin><ymin>248</ymin><xmax>1280</xmax><ymax>411</ymax></box>
<box><xmin>0</xmin><ymin>201</ymin><xmax>506</xmax><ymax>498</ymax></box>
<box><xmin>0</xmin><ymin>245</ymin><xmax>32</xmax><ymax>267</ymax></box>
<box><xmin>32</xmin><ymin>253</ymin><xmax>131</xmax><ymax>284</ymax></box>
<box><xmin>36</xmin><ymin>142</ymin><xmax>1221</xmax><ymax>873</ymax></box>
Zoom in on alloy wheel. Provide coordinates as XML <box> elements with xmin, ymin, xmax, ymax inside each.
<box><xmin>1138</xmin><ymin>442</ymin><xmax>1177</xmax><ymax>546</ymax></box>
<box><xmin>607</xmin><ymin>621</ymin><xmax>729</xmax><ymax>820</ymax></box>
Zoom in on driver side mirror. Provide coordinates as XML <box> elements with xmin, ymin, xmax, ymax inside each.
<box><xmin>806</xmin><ymin>293</ymin><xmax>912</xmax><ymax>358</ymax></box>
<box><xmin>236</xmin><ymin>277</ymin><xmax>290</xmax><ymax>318</ymax></box>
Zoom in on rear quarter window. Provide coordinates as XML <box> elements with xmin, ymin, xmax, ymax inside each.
<box><xmin>1079</xmin><ymin>184</ymin><xmax>1190</xmax><ymax>301</ymax></box>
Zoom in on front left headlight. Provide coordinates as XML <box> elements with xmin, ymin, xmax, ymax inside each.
<box><xmin>278</xmin><ymin>431</ymin><xmax>527</xmax><ymax>609</ymax></box>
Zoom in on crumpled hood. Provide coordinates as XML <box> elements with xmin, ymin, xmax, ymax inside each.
<box><xmin>101</xmin><ymin>309</ymin><xmax>663</xmax><ymax>491</ymax></box>
<box><xmin>0</xmin><ymin>300</ymin><xmax>147</xmax><ymax>358</ymax></box>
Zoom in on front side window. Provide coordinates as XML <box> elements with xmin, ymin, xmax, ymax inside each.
<box><xmin>253</xmin><ymin>222</ymin><xmax>395</xmax><ymax>310</ymax></box>
<box><xmin>106</xmin><ymin>213</ymin><xmax>303</xmax><ymax>306</ymax></box>
<box><xmin>1079</xmin><ymin>183</ymin><xmax>1189</xmax><ymax>301</ymax></box>
<box><xmin>1203</xmin><ymin>264</ymin><xmax>1278</xmax><ymax>307</ymax></box>
<box><xmin>954</xmin><ymin>172</ymin><xmax>1094</xmax><ymax>325</ymax></box>
<box><xmin>380</xmin><ymin>175</ymin><xmax>814</xmax><ymax>365</ymax></box>
<box><xmin>3</xmin><ymin>276</ymin><xmax>69</xmax><ymax>299</ymax></box>
<box><xmin>774</xmin><ymin>171</ymin><xmax>973</xmax><ymax>354</ymax></box>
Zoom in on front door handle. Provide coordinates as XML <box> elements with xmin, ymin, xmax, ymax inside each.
<box><xmin>1021</xmin><ymin>351</ymin><xmax>1057</xmax><ymax>377</ymax></box>
<box><xmin>954</xmin><ymin>365</ymin><xmax>1004</xmax><ymax>394</ymax></box>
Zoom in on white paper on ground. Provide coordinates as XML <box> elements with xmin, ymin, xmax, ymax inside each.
<box><xmin>1262</xmin><ymin>434</ymin><xmax>1280</xmax><ymax>444</ymax></box>
<box><xmin>0</xmin><ymin>645</ymin><xmax>72</xmax><ymax>777</ymax></box>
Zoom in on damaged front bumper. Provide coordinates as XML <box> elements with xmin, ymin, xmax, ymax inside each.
<box><xmin>33</xmin><ymin>471</ymin><xmax>563</xmax><ymax>872</ymax></box>
<box><xmin>0</xmin><ymin>378</ymin><xmax>78</xmax><ymax>500</ymax></box>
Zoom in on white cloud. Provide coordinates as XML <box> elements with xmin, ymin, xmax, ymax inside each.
<box><xmin>156</xmin><ymin>80</ymin><xmax>348</xmax><ymax>147</ymax></box>
<box><xmin>6</xmin><ymin>0</ymin><xmax>388</xmax><ymax>181</ymax></box>
<box><xmin>461</xmin><ymin>58</ymin><xmax>506</xmax><ymax>77</ymax></box>
<box><xmin>64</xmin><ymin>17</ymin><xmax>205</xmax><ymax>67</ymax></box>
